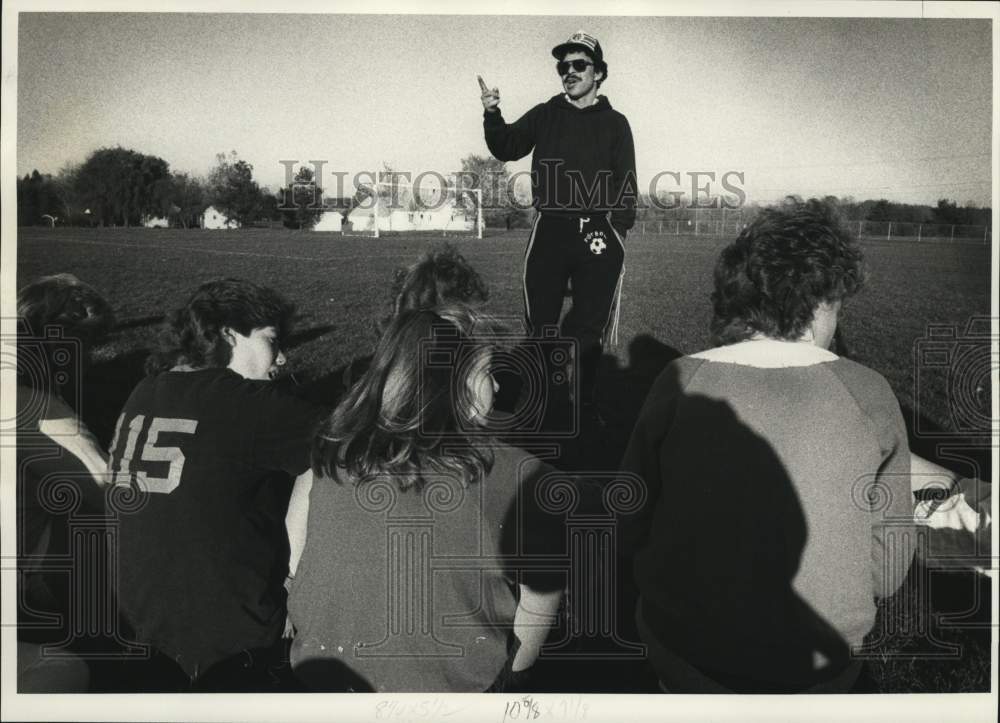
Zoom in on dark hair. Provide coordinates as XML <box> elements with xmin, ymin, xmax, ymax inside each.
<box><xmin>146</xmin><ymin>278</ymin><xmax>295</xmax><ymax>374</ymax></box>
<box><xmin>382</xmin><ymin>244</ymin><xmax>489</xmax><ymax>330</ymax></box>
<box><xmin>17</xmin><ymin>273</ymin><xmax>114</xmax><ymax>342</ymax></box>
<box><xmin>559</xmin><ymin>47</ymin><xmax>608</xmax><ymax>88</ymax></box>
<box><xmin>16</xmin><ymin>274</ymin><xmax>114</xmax><ymax>390</ymax></box>
<box><xmin>710</xmin><ymin>197</ymin><xmax>865</xmax><ymax>345</ymax></box>
<box><xmin>313</xmin><ymin>305</ymin><xmax>496</xmax><ymax>491</ymax></box>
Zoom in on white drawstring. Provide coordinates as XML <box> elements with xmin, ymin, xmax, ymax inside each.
<box><xmin>579</xmin><ymin>216</ymin><xmax>589</xmax><ymax>232</ymax></box>
<box><xmin>602</xmin><ymin>266</ymin><xmax>625</xmax><ymax>348</ymax></box>
<box><xmin>604</xmin><ymin>214</ymin><xmax>626</xmax><ymax>348</ymax></box>
<box><xmin>611</xmin><ymin>267</ymin><xmax>624</xmax><ymax>347</ymax></box>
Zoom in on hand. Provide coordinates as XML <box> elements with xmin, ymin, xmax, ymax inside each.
<box><xmin>282</xmin><ymin>614</ymin><xmax>295</xmax><ymax>640</ymax></box>
<box><xmin>479</xmin><ymin>75</ymin><xmax>500</xmax><ymax>113</ymax></box>
<box><xmin>915</xmin><ymin>492</ymin><xmax>983</xmax><ymax>532</ymax></box>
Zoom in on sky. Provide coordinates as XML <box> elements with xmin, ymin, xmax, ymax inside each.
<box><xmin>15</xmin><ymin>9</ymin><xmax>995</xmax><ymax>206</ymax></box>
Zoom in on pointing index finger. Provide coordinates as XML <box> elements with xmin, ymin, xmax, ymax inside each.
<box><xmin>477</xmin><ymin>75</ymin><xmax>489</xmax><ymax>93</ymax></box>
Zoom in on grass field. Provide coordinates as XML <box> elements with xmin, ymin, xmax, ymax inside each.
<box><xmin>14</xmin><ymin>226</ymin><xmax>994</xmax><ymax>692</ymax></box>
<box><xmin>16</xmin><ymin>227</ymin><xmax>992</xmax><ymax>445</ymax></box>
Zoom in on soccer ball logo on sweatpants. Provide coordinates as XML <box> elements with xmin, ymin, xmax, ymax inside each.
<box><xmin>585</xmin><ymin>230</ymin><xmax>607</xmax><ymax>255</ymax></box>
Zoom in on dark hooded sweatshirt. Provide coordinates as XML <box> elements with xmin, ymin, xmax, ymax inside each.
<box><xmin>484</xmin><ymin>94</ymin><xmax>637</xmax><ymax>236</ymax></box>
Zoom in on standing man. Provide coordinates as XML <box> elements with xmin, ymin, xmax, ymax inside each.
<box><xmin>481</xmin><ymin>31</ymin><xmax>636</xmax><ymax>426</ymax></box>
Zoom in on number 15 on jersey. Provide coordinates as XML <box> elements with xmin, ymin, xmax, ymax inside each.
<box><xmin>109</xmin><ymin>413</ymin><xmax>199</xmax><ymax>495</ymax></box>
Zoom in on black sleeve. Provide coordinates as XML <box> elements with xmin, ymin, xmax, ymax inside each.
<box><xmin>18</xmin><ymin>441</ymin><xmax>106</xmax><ymax>559</ymax></box>
<box><xmin>250</xmin><ymin>388</ymin><xmax>329</xmax><ymax>476</ymax></box>
<box><xmin>617</xmin><ymin>360</ymin><xmax>689</xmax><ymax>557</ymax></box>
<box><xmin>484</xmin><ymin>105</ymin><xmax>540</xmax><ymax>162</ymax></box>
<box><xmin>501</xmin><ymin>456</ymin><xmax>569</xmax><ymax>593</ymax></box>
<box><xmin>609</xmin><ymin>116</ymin><xmax>637</xmax><ymax>235</ymax></box>
<box><xmin>16</xmin><ymin>387</ymin><xmax>106</xmax><ymax>517</ymax></box>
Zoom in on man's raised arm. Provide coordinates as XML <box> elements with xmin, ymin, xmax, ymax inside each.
<box><xmin>480</xmin><ymin>75</ymin><xmax>539</xmax><ymax>162</ymax></box>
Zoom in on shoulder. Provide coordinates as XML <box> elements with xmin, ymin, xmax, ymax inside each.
<box><xmin>116</xmin><ymin>372</ymin><xmax>161</xmax><ymax>410</ymax></box>
<box><xmin>528</xmin><ymin>100</ymin><xmax>555</xmax><ymax>119</ymax></box>
<box><xmin>136</xmin><ymin>368</ymin><xmax>325</xmax><ymax>422</ymax></box>
<box><xmin>308</xmin><ymin>470</ymin><xmax>354</xmax><ymax>503</ymax></box>
<box><xmin>487</xmin><ymin>442</ymin><xmax>556</xmax><ymax>482</ymax></box>
<box><xmin>827</xmin><ymin>358</ymin><xmax>907</xmax><ymax>461</ymax></box>
<box><xmin>490</xmin><ymin>441</ymin><xmax>543</xmax><ymax>470</ymax></box>
<box><xmin>826</xmin><ymin>357</ymin><xmax>899</xmax><ymax>412</ymax></box>
<box><xmin>138</xmin><ymin>367</ymin><xmax>238</xmax><ymax>392</ymax></box>
<box><xmin>484</xmin><ymin>444</ymin><xmax>567</xmax><ymax>527</ymax></box>
<box><xmin>596</xmin><ymin>99</ymin><xmax>631</xmax><ymax>126</ymax></box>
<box><xmin>827</xmin><ymin>356</ymin><xmax>894</xmax><ymax>396</ymax></box>
<box><xmin>125</xmin><ymin>368</ymin><xmax>244</xmax><ymax>409</ymax></box>
<box><xmin>672</xmin><ymin>354</ymin><xmax>705</xmax><ymax>376</ymax></box>
<box><xmin>649</xmin><ymin>356</ymin><xmax>705</xmax><ymax>396</ymax></box>
<box><xmin>610</xmin><ymin>108</ymin><xmax>631</xmax><ymax>127</ymax></box>
<box><xmin>241</xmin><ymin>378</ymin><xmax>329</xmax><ymax>427</ymax></box>
<box><xmin>188</xmin><ymin>368</ymin><xmax>317</xmax><ymax>410</ymax></box>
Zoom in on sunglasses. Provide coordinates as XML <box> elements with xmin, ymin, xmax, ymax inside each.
<box><xmin>556</xmin><ymin>59</ymin><xmax>593</xmax><ymax>75</ymax></box>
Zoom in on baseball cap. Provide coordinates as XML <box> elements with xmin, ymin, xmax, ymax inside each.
<box><xmin>551</xmin><ymin>30</ymin><xmax>604</xmax><ymax>64</ymax></box>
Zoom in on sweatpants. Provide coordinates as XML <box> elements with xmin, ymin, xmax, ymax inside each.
<box><xmin>522</xmin><ymin>213</ymin><xmax>625</xmax><ymax>405</ymax></box>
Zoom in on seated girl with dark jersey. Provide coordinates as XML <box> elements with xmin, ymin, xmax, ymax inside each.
<box><xmin>109</xmin><ymin>278</ymin><xmax>328</xmax><ymax>691</ymax></box>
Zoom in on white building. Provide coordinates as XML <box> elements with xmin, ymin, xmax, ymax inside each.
<box><xmin>201</xmin><ymin>206</ymin><xmax>238</xmax><ymax>229</ymax></box>
<box><xmin>313</xmin><ymin>211</ymin><xmax>344</xmax><ymax>232</ymax></box>
<box><xmin>143</xmin><ymin>216</ymin><xmax>170</xmax><ymax>228</ymax></box>
<box><xmin>345</xmin><ymin>204</ymin><xmax>473</xmax><ymax>233</ymax></box>
<box><xmin>413</xmin><ymin>207</ymin><xmax>474</xmax><ymax>232</ymax></box>
<box><xmin>345</xmin><ymin>203</ymin><xmax>390</xmax><ymax>233</ymax></box>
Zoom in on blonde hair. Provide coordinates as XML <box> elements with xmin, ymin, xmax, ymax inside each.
<box><xmin>312</xmin><ymin>305</ymin><xmax>497</xmax><ymax>491</ymax></box>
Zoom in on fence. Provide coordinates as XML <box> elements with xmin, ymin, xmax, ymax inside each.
<box><xmin>851</xmin><ymin>221</ymin><xmax>990</xmax><ymax>244</ymax></box>
<box><xmin>629</xmin><ymin>218</ymin><xmax>991</xmax><ymax>244</ymax></box>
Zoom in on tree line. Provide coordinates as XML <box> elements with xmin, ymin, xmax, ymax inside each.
<box><xmin>844</xmin><ymin>197</ymin><xmax>991</xmax><ymax>228</ymax></box>
<box><xmin>16</xmin><ymin>148</ymin><xmax>343</xmax><ymax>230</ymax></box>
<box><xmin>634</xmin><ymin>193</ymin><xmax>991</xmax><ymax>229</ymax></box>
<box><xmin>16</xmin><ymin>147</ymin><xmax>534</xmax><ymax>231</ymax></box>
<box><xmin>18</xmin><ymin>145</ymin><xmax>988</xmax><ymax>231</ymax></box>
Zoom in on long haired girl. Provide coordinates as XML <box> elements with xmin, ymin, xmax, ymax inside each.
<box><xmin>287</xmin><ymin>305</ymin><xmax>564</xmax><ymax>692</ymax></box>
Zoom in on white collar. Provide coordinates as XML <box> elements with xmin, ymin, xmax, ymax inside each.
<box><xmin>564</xmin><ymin>93</ymin><xmax>599</xmax><ymax>108</ymax></box>
<box><xmin>689</xmin><ymin>338</ymin><xmax>838</xmax><ymax>368</ymax></box>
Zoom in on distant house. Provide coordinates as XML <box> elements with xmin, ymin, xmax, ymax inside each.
<box><xmin>143</xmin><ymin>216</ymin><xmax>170</xmax><ymax>228</ymax></box>
<box><xmin>389</xmin><ymin>209</ymin><xmax>415</xmax><ymax>231</ymax></box>
<box><xmin>345</xmin><ymin>203</ymin><xmax>390</xmax><ymax>233</ymax></box>
<box><xmin>345</xmin><ymin>202</ymin><xmax>473</xmax><ymax>233</ymax></box>
<box><xmin>414</xmin><ymin>206</ymin><xmax>474</xmax><ymax>232</ymax></box>
<box><xmin>202</xmin><ymin>206</ymin><xmax>238</xmax><ymax>229</ymax></box>
<box><xmin>313</xmin><ymin>211</ymin><xmax>343</xmax><ymax>232</ymax></box>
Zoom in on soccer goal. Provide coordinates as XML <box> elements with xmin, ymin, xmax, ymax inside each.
<box><xmin>343</xmin><ymin>175</ymin><xmax>483</xmax><ymax>239</ymax></box>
